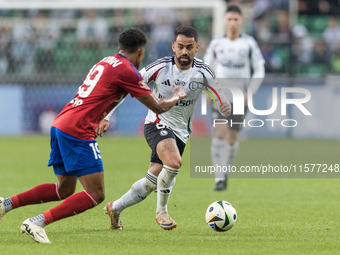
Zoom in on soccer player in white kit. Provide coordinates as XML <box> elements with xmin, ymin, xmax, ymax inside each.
<box><xmin>99</xmin><ymin>26</ymin><xmax>230</xmax><ymax>230</ymax></box>
<box><xmin>204</xmin><ymin>5</ymin><xmax>265</xmax><ymax>190</ymax></box>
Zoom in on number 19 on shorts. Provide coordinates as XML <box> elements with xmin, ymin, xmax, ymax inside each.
<box><xmin>89</xmin><ymin>142</ymin><xmax>101</xmax><ymax>160</ymax></box>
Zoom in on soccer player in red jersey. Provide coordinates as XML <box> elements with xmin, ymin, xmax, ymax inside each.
<box><xmin>0</xmin><ymin>28</ymin><xmax>186</xmax><ymax>243</ymax></box>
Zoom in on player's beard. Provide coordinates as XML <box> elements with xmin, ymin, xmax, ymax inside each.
<box><xmin>229</xmin><ymin>27</ymin><xmax>240</xmax><ymax>37</ymax></box>
<box><xmin>177</xmin><ymin>55</ymin><xmax>192</xmax><ymax>67</ymax></box>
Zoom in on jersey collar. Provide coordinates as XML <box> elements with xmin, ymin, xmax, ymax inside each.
<box><xmin>117</xmin><ymin>53</ymin><xmax>127</xmax><ymax>59</ymax></box>
<box><xmin>224</xmin><ymin>33</ymin><xmax>243</xmax><ymax>40</ymax></box>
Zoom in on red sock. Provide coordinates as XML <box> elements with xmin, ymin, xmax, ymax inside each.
<box><xmin>43</xmin><ymin>191</ymin><xmax>98</xmax><ymax>225</ymax></box>
<box><xmin>11</xmin><ymin>183</ymin><xmax>61</xmax><ymax>209</ymax></box>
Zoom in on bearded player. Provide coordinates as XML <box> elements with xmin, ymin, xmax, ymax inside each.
<box><xmin>99</xmin><ymin>26</ymin><xmax>231</xmax><ymax>231</ymax></box>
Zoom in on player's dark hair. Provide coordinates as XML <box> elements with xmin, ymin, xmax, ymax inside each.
<box><xmin>174</xmin><ymin>26</ymin><xmax>198</xmax><ymax>42</ymax></box>
<box><xmin>226</xmin><ymin>5</ymin><xmax>242</xmax><ymax>15</ymax></box>
<box><xmin>119</xmin><ymin>28</ymin><xmax>147</xmax><ymax>53</ymax></box>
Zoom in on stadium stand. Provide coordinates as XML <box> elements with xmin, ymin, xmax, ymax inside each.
<box><xmin>1</xmin><ymin>0</ymin><xmax>340</xmax><ymax>135</ymax></box>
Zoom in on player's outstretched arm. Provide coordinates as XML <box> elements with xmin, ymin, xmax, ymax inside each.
<box><xmin>96</xmin><ymin>85</ymin><xmax>186</xmax><ymax>137</ymax></box>
<box><xmin>137</xmin><ymin>84</ymin><xmax>187</xmax><ymax>114</ymax></box>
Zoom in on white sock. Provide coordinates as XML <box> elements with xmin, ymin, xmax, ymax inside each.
<box><xmin>3</xmin><ymin>197</ymin><xmax>13</xmax><ymax>212</ymax></box>
<box><xmin>213</xmin><ymin>139</ymin><xmax>239</xmax><ymax>183</ymax></box>
<box><xmin>29</xmin><ymin>214</ymin><xmax>46</xmax><ymax>227</ymax></box>
<box><xmin>156</xmin><ymin>165</ymin><xmax>179</xmax><ymax>215</ymax></box>
<box><xmin>211</xmin><ymin>137</ymin><xmax>228</xmax><ymax>181</ymax></box>
<box><xmin>227</xmin><ymin>141</ymin><xmax>239</xmax><ymax>168</ymax></box>
<box><xmin>112</xmin><ymin>171</ymin><xmax>157</xmax><ymax>214</ymax></box>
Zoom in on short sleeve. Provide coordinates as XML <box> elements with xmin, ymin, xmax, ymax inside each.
<box><xmin>118</xmin><ymin>66</ymin><xmax>152</xmax><ymax>98</ymax></box>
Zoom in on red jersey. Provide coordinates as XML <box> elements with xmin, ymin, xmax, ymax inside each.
<box><xmin>52</xmin><ymin>53</ymin><xmax>152</xmax><ymax>140</ymax></box>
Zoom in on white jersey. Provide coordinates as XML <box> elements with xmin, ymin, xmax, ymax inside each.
<box><xmin>204</xmin><ymin>34</ymin><xmax>265</xmax><ymax>101</ymax></box>
<box><xmin>141</xmin><ymin>56</ymin><xmax>218</xmax><ymax>144</ymax></box>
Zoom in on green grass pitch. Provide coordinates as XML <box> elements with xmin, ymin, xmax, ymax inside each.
<box><xmin>0</xmin><ymin>136</ymin><xmax>339</xmax><ymax>255</ymax></box>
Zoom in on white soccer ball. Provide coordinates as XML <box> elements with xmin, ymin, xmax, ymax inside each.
<box><xmin>205</xmin><ymin>200</ymin><xmax>237</xmax><ymax>232</ymax></box>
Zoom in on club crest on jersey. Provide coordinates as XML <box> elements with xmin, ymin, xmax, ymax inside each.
<box><xmin>189</xmin><ymin>81</ymin><xmax>202</xmax><ymax>91</ymax></box>
<box><xmin>160</xmin><ymin>130</ymin><xmax>168</xmax><ymax>136</ymax></box>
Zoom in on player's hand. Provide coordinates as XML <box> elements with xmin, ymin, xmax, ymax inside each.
<box><xmin>219</xmin><ymin>102</ymin><xmax>231</xmax><ymax>117</ymax></box>
<box><xmin>96</xmin><ymin>119</ymin><xmax>110</xmax><ymax>137</ymax></box>
<box><xmin>172</xmin><ymin>84</ymin><xmax>187</xmax><ymax>100</ymax></box>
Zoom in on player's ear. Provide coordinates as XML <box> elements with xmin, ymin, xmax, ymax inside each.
<box><xmin>137</xmin><ymin>46</ymin><xmax>144</xmax><ymax>57</ymax></box>
<box><xmin>172</xmin><ymin>42</ymin><xmax>175</xmax><ymax>53</ymax></box>
<box><xmin>196</xmin><ymin>43</ymin><xmax>200</xmax><ymax>53</ymax></box>
<box><xmin>239</xmin><ymin>15</ymin><xmax>244</xmax><ymax>25</ymax></box>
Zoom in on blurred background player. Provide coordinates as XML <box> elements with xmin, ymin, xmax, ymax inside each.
<box><xmin>204</xmin><ymin>5</ymin><xmax>265</xmax><ymax>191</ymax></box>
<box><xmin>0</xmin><ymin>28</ymin><xmax>186</xmax><ymax>243</ymax></box>
<box><xmin>99</xmin><ymin>26</ymin><xmax>230</xmax><ymax>231</ymax></box>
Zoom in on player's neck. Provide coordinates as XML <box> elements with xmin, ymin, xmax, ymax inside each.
<box><xmin>226</xmin><ymin>31</ymin><xmax>241</xmax><ymax>41</ymax></box>
<box><xmin>119</xmin><ymin>50</ymin><xmax>139</xmax><ymax>68</ymax></box>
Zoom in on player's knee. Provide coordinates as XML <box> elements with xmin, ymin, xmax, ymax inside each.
<box><xmin>227</xmin><ymin>135</ymin><xmax>238</xmax><ymax>145</ymax></box>
<box><xmin>93</xmin><ymin>190</ymin><xmax>105</xmax><ymax>204</ymax></box>
<box><xmin>215</xmin><ymin>132</ymin><xmax>225</xmax><ymax>140</ymax></box>
<box><xmin>58</xmin><ymin>186</ymin><xmax>76</xmax><ymax>199</ymax></box>
<box><xmin>226</xmin><ymin>129</ymin><xmax>238</xmax><ymax>144</ymax></box>
<box><xmin>214</xmin><ymin>125</ymin><xmax>227</xmax><ymax>139</ymax></box>
<box><xmin>165</xmin><ymin>157</ymin><xmax>182</xmax><ymax>170</ymax></box>
<box><xmin>97</xmin><ymin>195</ymin><xmax>105</xmax><ymax>204</ymax></box>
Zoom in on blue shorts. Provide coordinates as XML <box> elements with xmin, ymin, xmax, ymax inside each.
<box><xmin>48</xmin><ymin>127</ymin><xmax>103</xmax><ymax>178</ymax></box>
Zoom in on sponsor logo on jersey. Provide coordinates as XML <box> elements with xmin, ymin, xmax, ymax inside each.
<box><xmin>161</xmin><ymin>79</ymin><xmax>171</xmax><ymax>86</ymax></box>
<box><xmin>175</xmin><ymin>79</ymin><xmax>185</xmax><ymax>86</ymax></box>
<box><xmin>176</xmin><ymin>99</ymin><xmax>196</xmax><ymax>107</ymax></box>
<box><xmin>222</xmin><ymin>61</ymin><xmax>245</xmax><ymax>69</ymax></box>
